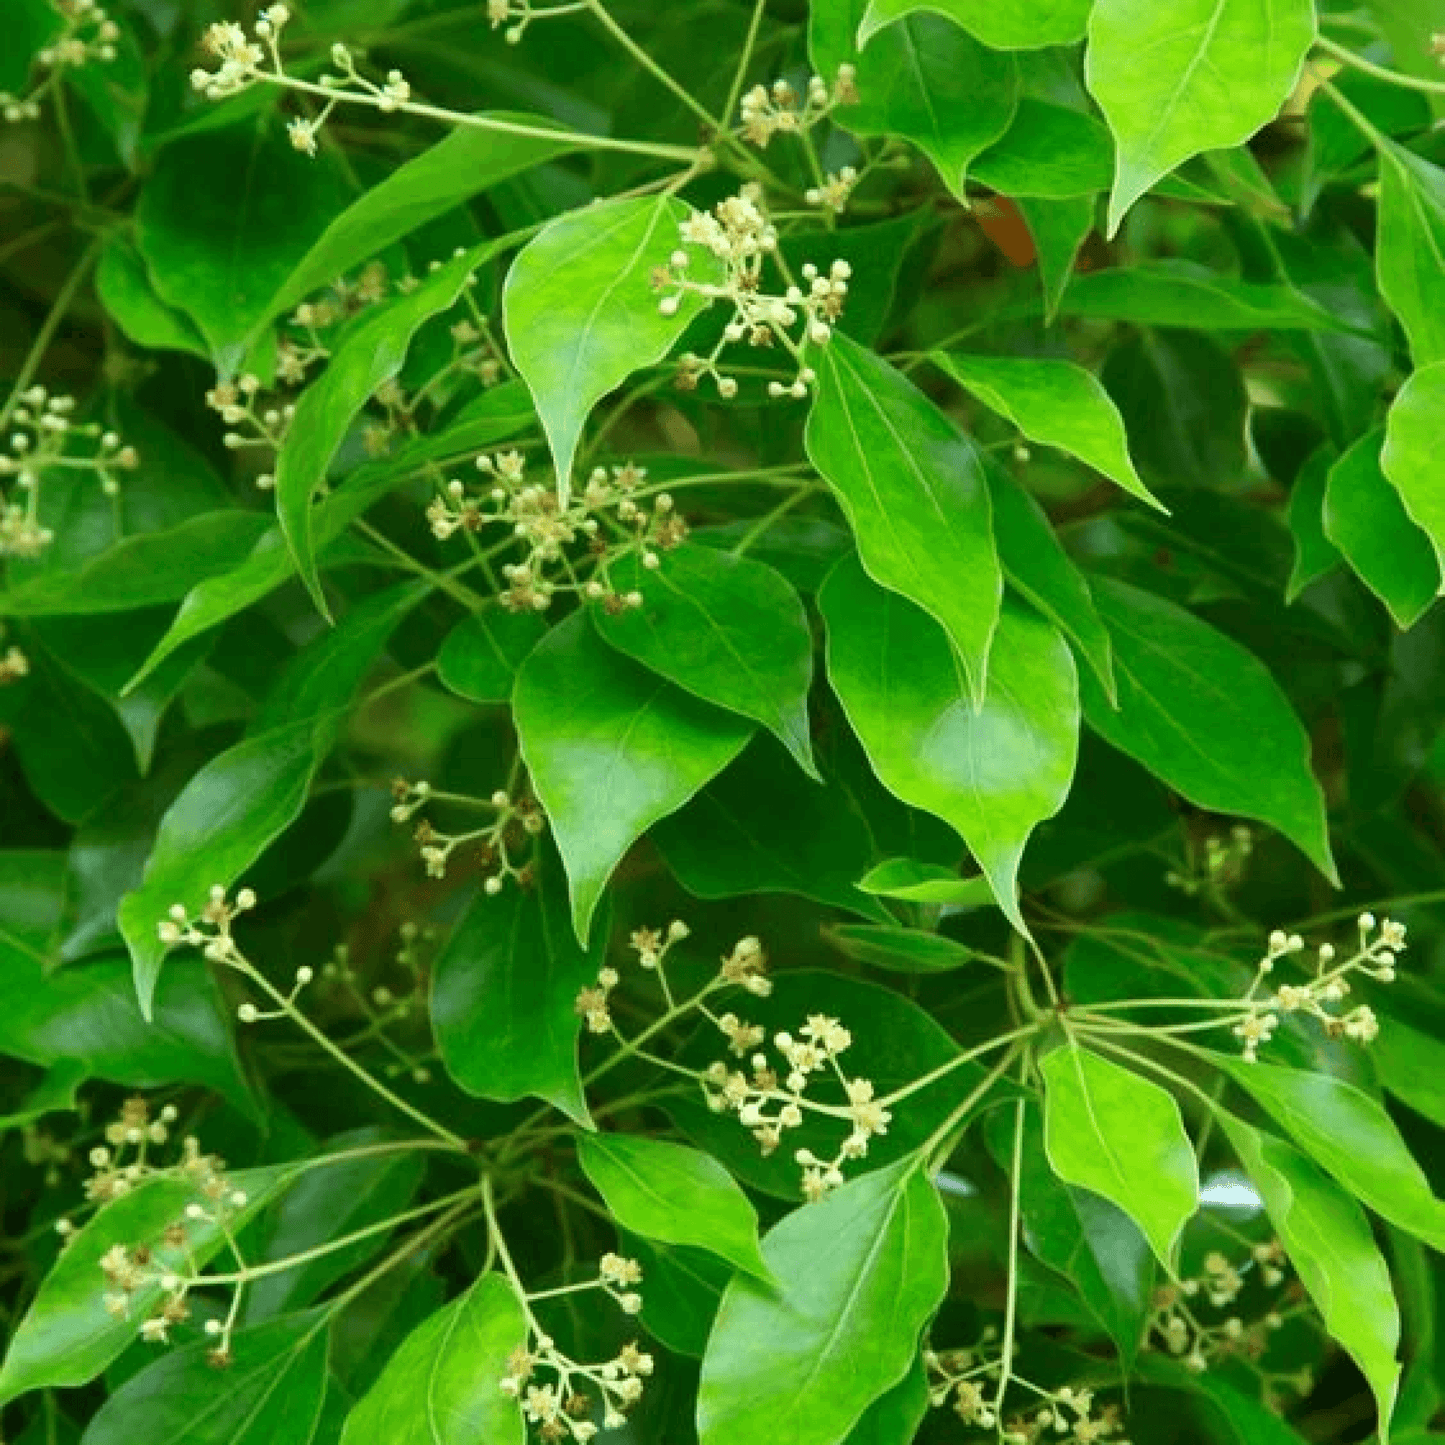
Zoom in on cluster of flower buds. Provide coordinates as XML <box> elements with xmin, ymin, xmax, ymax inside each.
<box><xmin>156</xmin><ymin>882</ymin><xmax>257</xmax><ymax>964</ymax></box>
<box><xmin>500</xmin><ymin>1279</ymin><xmax>653</xmax><ymax>1439</ymax></box>
<box><xmin>737</xmin><ymin>66</ymin><xmax>858</xmax><ymax>148</ymax></box>
<box><xmin>574</xmin><ymin>920</ymin><xmax>691</xmax><ymax>1034</ymax></box>
<box><xmin>485</xmin><ymin>0</ymin><xmax>552</xmax><ymax>46</ymax></box>
<box><xmin>206</xmin><ymin>374</ymin><xmax>294</xmax><ymax>490</ymax></box>
<box><xmin>1234</xmin><ymin>913</ymin><xmax>1403</xmax><ymax>1062</ymax></box>
<box><xmin>1</xmin><ymin>0</ymin><xmax>120</xmax><ymax>122</ymax></box>
<box><xmin>657</xmin><ymin>188</ymin><xmax>849</xmax><ymax>402</ymax></box>
<box><xmin>1165</xmin><ymin>822</ymin><xmax>1253</xmax><ymax>897</ymax></box>
<box><xmin>0</xmin><ymin>387</ymin><xmax>138</xmax><ymax>556</ymax></box>
<box><xmin>391</xmin><ymin>779</ymin><xmax>545</xmax><ymax>888</ymax></box>
<box><xmin>427</xmin><ymin>455</ymin><xmax>684</xmax><ymax>613</ymax></box>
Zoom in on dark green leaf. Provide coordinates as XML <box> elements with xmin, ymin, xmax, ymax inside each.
<box><xmin>808</xmin><ymin>334</ymin><xmax>1002</xmax><ymax>704</ymax></box>
<box><xmin>436</xmin><ymin>610</ymin><xmax>546</xmax><ymax>705</ymax></box>
<box><xmin>856</xmin><ymin>858</ymin><xmax>995</xmax><ymax>906</ymax></box>
<box><xmin>972</xmin><ymin>98</ymin><xmax>1114</xmax><ymax>197</ymax></box>
<box><xmin>95</xmin><ymin>235</ymin><xmax>208</xmax><ymax>358</ymax></box>
<box><xmin>826</xmin><ymin>923</ymin><xmax>975</xmax><ymax>973</ymax></box>
<box><xmin>1372</xmin><ymin>1014</ymin><xmax>1445</xmax><ymax>1128</ymax></box>
<box><xmin>1286</xmin><ymin>445</ymin><xmax>1342</xmax><ymax>602</ymax></box>
<box><xmin>820</xmin><ymin>554</ymin><xmax>1079</xmax><ymax>935</ymax></box>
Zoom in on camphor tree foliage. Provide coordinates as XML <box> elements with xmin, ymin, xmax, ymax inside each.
<box><xmin>3</xmin><ymin>0</ymin><xmax>1445</xmax><ymax>1441</ymax></box>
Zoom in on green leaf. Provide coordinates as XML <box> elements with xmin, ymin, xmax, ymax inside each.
<box><xmin>430</xmin><ymin>847</ymin><xmax>605</xmax><ymax>1126</ymax></box>
<box><xmin>592</xmin><ymin>544</ymin><xmax>818</xmax><ymax>778</ymax></box>
<box><xmin>78</xmin><ymin>1311</ymin><xmax>330</xmax><ymax>1445</ymax></box>
<box><xmin>986</xmin><ymin>467</ymin><xmax>1116</xmax><ymax>702</ymax></box>
<box><xmin>436</xmin><ymin>610</ymin><xmax>546</xmax><ymax>705</ymax></box>
<box><xmin>262</xmin><ymin>116</ymin><xmax>579</xmax><ymax>333</ymax></box>
<box><xmin>135</xmin><ymin>120</ymin><xmax>350</xmax><ymax>372</ymax></box>
<box><xmin>1377</xmin><ymin>145</ymin><xmax>1445</xmax><ymax>367</ymax></box>
<box><xmin>276</xmin><ymin>244</ymin><xmax>495</xmax><ymax>613</ymax></box>
<box><xmin>503</xmin><ymin>196</ymin><xmax>720</xmax><ymax>501</ymax></box>
<box><xmin>1382</xmin><ymin>360</ymin><xmax>1445</xmax><ymax>571</ymax></box>
<box><xmin>820</xmin><ymin>555</ymin><xmax>1079</xmax><ymax>935</ymax></box>
<box><xmin>119</xmin><ymin>583</ymin><xmax>425</xmax><ymax>1013</ymax></box>
<box><xmin>513</xmin><ymin>611</ymin><xmax>753</xmax><ymax>944</ymax></box>
<box><xmin>935</xmin><ymin>351</ymin><xmax>1159</xmax><ymax>510</ymax></box>
<box><xmin>338</xmin><ymin>1273</ymin><xmax>526</xmax><ymax>1445</ymax></box>
<box><xmin>1058</xmin><ymin>263</ymin><xmax>1352</xmax><ymax>332</ymax></box>
<box><xmin>1040</xmin><ymin>1043</ymin><xmax>1198</xmax><ymax>1267</ymax></box>
<box><xmin>1017</xmin><ymin>194</ymin><xmax>1097</xmax><ymax>322</ymax></box>
<box><xmin>808</xmin><ymin>334</ymin><xmax>1002</xmax><ymax>705</ymax></box>
<box><xmin>1286</xmin><ymin>445</ymin><xmax>1342</xmax><ymax>602</ymax></box>
<box><xmin>697</xmin><ymin>1157</ymin><xmax>949</xmax><ymax>1445</ymax></box>
<box><xmin>652</xmin><ymin>737</ymin><xmax>893</xmax><ymax>921</ymax></box>
<box><xmin>1372</xmin><ymin>1015</ymin><xmax>1445</xmax><ymax>1129</ymax></box>
<box><xmin>858</xmin><ymin>0</ymin><xmax>1090</xmax><ymax>49</ymax></box>
<box><xmin>856</xmin><ymin>858</ymin><xmax>996</xmax><ymax>907</ymax></box>
<box><xmin>623</xmin><ymin>1234</ymin><xmax>732</xmax><ymax>1359</ymax></box>
<box><xmin>1221</xmin><ymin>1115</ymin><xmax>1401</xmax><ymax>1436</ymax></box>
<box><xmin>1216</xmin><ymin>1059</ymin><xmax>1445</xmax><ymax>1251</ymax></box>
<box><xmin>1324</xmin><ymin>427</ymin><xmax>1441</xmax><ymax>630</ymax></box>
<box><xmin>0</xmin><ymin>1059</ymin><xmax>86</xmax><ymax>1134</ymax></box>
<box><xmin>0</xmin><ymin>1166</ymin><xmax>296</xmax><ymax>1406</ymax></box>
<box><xmin>95</xmin><ymin>235</ymin><xmax>208</xmax><ymax>358</ymax></box>
<box><xmin>128</xmin><ymin>389</ymin><xmax>533</xmax><ymax>690</ymax></box>
<box><xmin>972</xmin><ymin>98</ymin><xmax>1113</xmax><ymax>198</ymax></box>
<box><xmin>0</xmin><ymin>514</ymin><xmax>272</xmax><ymax>616</ymax></box>
<box><xmin>826</xmin><ymin>923</ymin><xmax>975</xmax><ymax>974</ymax></box>
<box><xmin>986</xmin><ymin>1102</ymin><xmax>1152</xmax><ymax>1366</ymax></box>
<box><xmin>810</xmin><ymin>0</ymin><xmax>1019</xmax><ymax>197</ymax></box>
<box><xmin>1079</xmin><ymin>577</ymin><xmax>1337</xmax><ymax>883</ymax></box>
<box><xmin>577</xmin><ymin>1133</ymin><xmax>771</xmax><ymax>1282</ymax></box>
<box><xmin>842</xmin><ymin>1356</ymin><xmax>930</xmax><ymax>1445</ymax></box>
<box><xmin>1085</xmin><ymin>0</ymin><xmax>1317</xmax><ymax>233</ymax></box>
<box><xmin>243</xmin><ymin>1135</ymin><xmax>426</xmax><ymax>1321</ymax></box>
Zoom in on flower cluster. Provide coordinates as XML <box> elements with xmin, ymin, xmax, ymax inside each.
<box><xmin>0</xmin><ymin>387</ymin><xmax>138</xmax><ymax>557</ymax></box>
<box><xmin>156</xmin><ymin>882</ymin><xmax>256</xmax><ymax>964</ymax></box>
<box><xmin>0</xmin><ymin>638</ymin><xmax>28</xmax><ymax>685</ymax></box>
<box><xmin>656</xmin><ymin>187</ymin><xmax>849</xmax><ymax>402</ymax></box>
<box><xmin>206</xmin><ymin>374</ymin><xmax>294</xmax><ymax>490</ymax></box>
<box><xmin>574</xmin><ymin>920</ymin><xmax>691</xmax><ymax>1034</ymax></box>
<box><xmin>1148</xmin><ymin>1239</ymin><xmax>1296</xmax><ymax>1377</ymax></box>
<box><xmin>700</xmin><ymin>979</ymin><xmax>892</xmax><ymax>1200</ymax></box>
<box><xmin>1</xmin><ymin>0</ymin><xmax>120</xmax><ymax>123</ymax></box>
<box><xmin>485</xmin><ymin>0</ymin><xmax>571</xmax><ymax>46</ymax></box>
<box><xmin>1165</xmin><ymin>823</ymin><xmax>1254</xmax><ymax>899</ymax></box>
<box><xmin>391</xmin><ymin>779</ymin><xmax>546</xmax><ymax>887</ymax></box>
<box><xmin>500</xmin><ymin>1270</ymin><xmax>654</xmax><ymax>1440</ymax></box>
<box><xmin>737</xmin><ymin>67</ymin><xmax>858</xmax><ymax>149</ymax></box>
<box><xmin>1233</xmin><ymin>913</ymin><xmax>1403</xmax><ymax>1062</ymax></box>
<box><xmin>426</xmin><ymin>454</ymin><xmax>685</xmax><ymax>611</ymax></box>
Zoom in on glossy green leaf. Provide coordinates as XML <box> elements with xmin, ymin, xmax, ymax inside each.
<box><xmin>1080</xmin><ymin>577</ymin><xmax>1337</xmax><ymax>883</ymax></box>
<box><xmin>698</xmin><ymin>1157</ymin><xmax>949</xmax><ymax>1445</ymax></box>
<box><xmin>577</xmin><ymin>1132</ymin><xmax>771</xmax><ymax>1282</ymax></box>
<box><xmin>986</xmin><ymin>466</ymin><xmax>1116</xmax><ymax>701</ymax></box>
<box><xmin>986</xmin><ymin>1102</ymin><xmax>1152</xmax><ymax>1365</ymax></box>
<box><xmin>95</xmin><ymin>235</ymin><xmax>208</xmax><ymax>358</ymax></box>
<box><xmin>0</xmin><ymin>1059</ymin><xmax>86</xmax><ymax>1133</ymax></box>
<box><xmin>820</xmin><ymin>555</ymin><xmax>1079</xmax><ymax>935</ymax></box>
<box><xmin>135</xmin><ymin>121</ymin><xmax>350</xmax><ymax>372</ymax></box>
<box><xmin>858</xmin><ymin>0</ymin><xmax>1090</xmax><ymax>49</ymax></box>
<box><xmin>811</xmin><ymin>0</ymin><xmax>1019</xmax><ymax>197</ymax></box>
<box><xmin>1085</xmin><ymin>0</ymin><xmax>1317</xmax><ymax>233</ymax></box>
<box><xmin>1372</xmin><ymin>1015</ymin><xmax>1445</xmax><ymax>1128</ymax></box>
<box><xmin>842</xmin><ymin>1356</ymin><xmax>930</xmax><ymax>1445</ymax></box>
<box><xmin>503</xmin><ymin>196</ymin><xmax>720</xmax><ymax>500</ymax></box>
<box><xmin>1040</xmin><ymin>1043</ymin><xmax>1198</xmax><ymax>1267</ymax></box>
<box><xmin>935</xmin><ymin>351</ymin><xmax>1159</xmax><ymax>509</ymax></box>
<box><xmin>338</xmin><ymin>1273</ymin><xmax>526</xmax><ymax>1445</ymax></box>
<box><xmin>592</xmin><ymin>544</ymin><xmax>818</xmax><ymax>778</ymax></box>
<box><xmin>1058</xmin><ymin>264</ymin><xmax>1351</xmax><ymax>332</ymax></box>
<box><xmin>514</xmin><ymin>611</ymin><xmax>753</xmax><ymax>944</ymax></box>
<box><xmin>652</xmin><ymin>737</ymin><xmax>892</xmax><ymax>921</ymax></box>
<box><xmin>1286</xmin><ymin>445</ymin><xmax>1342</xmax><ymax>602</ymax></box>
<box><xmin>436</xmin><ymin>610</ymin><xmax>546</xmax><ymax>705</ymax></box>
<box><xmin>808</xmin><ymin>334</ymin><xmax>1002</xmax><ymax>705</ymax></box>
<box><xmin>79</xmin><ymin>1311</ymin><xmax>330</xmax><ymax>1445</ymax></box>
<box><xmin>1377</xmin><ymin>144</ymin><xmax>1445</xmax><ymax>367</ymax></box>
<box><xmin>856</xmin><ymin>858</ymin><xmax>995</xmax><ymax>907</ymax></box>
<box><xmin>1324</xmin><ymin>427</ymin><xmax>1440</xmax><ymax>630</ymax></box>
<box><xmin>119</xmin><ymin>583</ymin><xmax>425</xmax><ymax>1013</ymax></box>
<box><xmin>972</xmin><ymin>99</ymin><xmax>1113</xmax><ymax>198</ymax></box>
<box><xmin>0</xmin><ymin>1166</ymin><xmax>296</xmax><ymax>1406</ymax></box>
<box><xmin>1382</xmin><ymin>360</ymin><xmax>1445</xmax><ymax>570</ymax></box>
<box><xmin>1214</xmin><ymin>1057</ymin><xmax>1445</xmax><ymax>1251</ymax></box>
<box><xmin>826</xmin><ymin>923</ymin><xmax>974</xmax><ymax>974</ymax></box>
<box><xmin>431</xmin><ymin>848</ymin><xmax>604</xmax><ymax>1125</ymax></box>
<box><xmin>1222</xmin><ymin>1115</ymin><xmax>1401</xmax><ymax>1435</ymax></box>
<box><xmin>262</xmin><ymin>115</ymin><xmax>579</xmax><ymax>331</ymax></box>
<box><xmin>1018</xmin><ymin>194</ymin><xmax>1097</xmax><ymax>321</ymax></box>
<box><xmin>276</xmin><ymin>244</ymin><xmax>494</xmax><ymax>613</ymax></box>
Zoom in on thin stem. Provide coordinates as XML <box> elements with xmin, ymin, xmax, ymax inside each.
<box><xmin>1315</xmin><ymin>35</ymin><xmax>1445</xmax><ymax>98</ymax></box>
<box><xmin>922</xmin><ymin>1043</ymin><xmax>1024</xmax><ymax>1162</ymax></box>
<box><xmin>328</xmin><ymin>1197</ymin><xmax>478</xmax><ymax>1312</ymax></box>
<box><xmin>993</xmin><ymin>1098</ymin><xmax>1026</xmax><ymax>1415</ymax></box>
<box><xmin>581</xmin><ymin>0</ymin><xmax>722</xmax><ymax>132</ymax></box>
<box><xmin>233</xmin><ymin>955</ymin><xmax>468</xmax><ymax>1150</ymax></box>
<box><xmin>482</xmin><ymin>1174</ymin><xmax>546</xmax><ymax>1334</ymax></box>
<box><xmin>879</xmin><ymin>1023</ymin><xmax>1040</xmax><ymax>1109</ymax></box>
<box><xmin>0</xmin><ymin>235</ymin><xmax>102</xmax><ymax>434</ymax></box>
<box><xmin>730</xmin><ymin>484</ymin><xmax>819</xmax><ymax>556</ymax></box>
<box><xmin>51</xmin><ymin>82</ymin><xmax>91</xmax><ymax>207</ymax></box>
<box><xmin>722</xmin><ymin>0</ymin><xmax>769</xmax><ymax>126</ymax></box>
<box><xmin>351</xmin><ymin>517</ymin><xmax>491</xmax><ymax>611</ymax></box>
<box><xmin>1313</xmin><ymin>74</ymin><xmax>1390</xmax><ymax>148</ymax></box>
